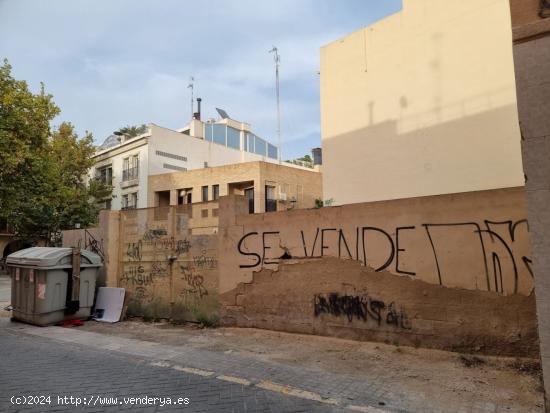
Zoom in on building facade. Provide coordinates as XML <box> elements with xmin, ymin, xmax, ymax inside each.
<box><xmin>92</xmin><ymin>117</ymin><xmax>281</xmax><ymax>211</ymax></box>
<box><xmin>148</xmin><ymin>161</ymin><xmax>322</xmax><ymax>214</ymax></box>
<box><xmin>320</xmin><ymin>0</ymin><xmax>524</xmax><ymax>205</ymax></box>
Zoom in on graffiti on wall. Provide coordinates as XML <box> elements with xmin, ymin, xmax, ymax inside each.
<box><xmin>120</xmin><ymin>265</ymin><xmax>153</xmax><ymax>286</ymax></box>
<box><xmin>237</xmin><ymin>219</ymin><xmax>532</xmax><ymax>294</ymax></box>
<box><xmin>127</xmin><ymin>241</ymin><xmax>142</xmax><ymax>261</ymax></box>
<box><xmin>314</xmin><ymin>292</ymin><xmax>411</xmax><ymax>329</ymax></box>
<box><xmin>83</xmin><ymin>229</ymin><xmax>105</xmax><ymax>259</ymax></box>
<box><xmin>119</xmin><ymin>214</ymin><xmax>217</xmax><ymax>313</ymax></box>
<box><xmin>180</xmin><ymin>263</ymin><xmax>209</xmax><ymax>302</ymax></box>
<box><xmin>193</xmin><ymin>250</ymin><xmax>218</xmax><ymax>270</ymax></box>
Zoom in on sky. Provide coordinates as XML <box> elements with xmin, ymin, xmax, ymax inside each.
<box><xmin>0</xmin><ymin>0</ymin><xmax>401</xmax><ymax>160</ymax></box>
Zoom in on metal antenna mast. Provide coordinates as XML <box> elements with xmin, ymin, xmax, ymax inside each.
<box><xmin>187</xmin><ymin>76</ymin><xmax>194</xmax><ymax>119</ymax></box>
<box><xmin>269</xmin><ymin>46</ymin><xmax>281</xmax><ymax>163</ymax></box>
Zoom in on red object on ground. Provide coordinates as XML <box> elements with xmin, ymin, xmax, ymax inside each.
<box><xmin>57</xmin><ymin>319</ymin><xmax>85</xmax><ymax>328</ymax></box>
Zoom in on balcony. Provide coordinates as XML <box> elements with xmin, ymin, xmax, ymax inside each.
<box><xmin>120</xmin><ymin>167</ymin><xmax>139</xmax><ymax>188</ymax></box>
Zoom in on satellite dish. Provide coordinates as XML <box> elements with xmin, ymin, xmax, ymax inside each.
<box><xmin>216</xmin><ymin>108</ymin><xmax>229</xmax><ymax>119</ymax></box>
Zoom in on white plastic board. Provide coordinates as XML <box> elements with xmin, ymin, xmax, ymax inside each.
<box><xmin>93</xmin><ymin>287</ymin><xmax>125</xmax><ymax>323</ymax></box>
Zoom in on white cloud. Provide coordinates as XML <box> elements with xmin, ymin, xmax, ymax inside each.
<box><xmin>0</xmin><ymin>0</ymin><xmax>401</xmax><ymax>159</ymax></box>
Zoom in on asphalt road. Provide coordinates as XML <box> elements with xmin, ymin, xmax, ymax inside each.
<box><xmin>0</xmin><ymin>326</ymin><xmax>344</xmax><ymax>413</ymax></box>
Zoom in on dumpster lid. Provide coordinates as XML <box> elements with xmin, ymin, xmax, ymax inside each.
<box><xmin>6</xmin><ymin>247</ymin><xmax>102</xmax><ymax>268</ymax></box>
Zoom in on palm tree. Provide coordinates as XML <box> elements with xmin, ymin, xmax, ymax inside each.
<box><xmin>115</xmin><ymin>124</ymin><xmax>147</xmax><ymax>138</ymax></box>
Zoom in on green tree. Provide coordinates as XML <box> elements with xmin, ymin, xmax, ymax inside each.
<box><xmin>0</xmin><ymin>60</ymin><xmax>112</xmax><ymax>245</ymax></box>
<box><xmin>0</xmin><ymin>59</ymin><xmax>59</xmax><ymax>218</ymax></box>
<box><xmin>115</xmin><ymin>124</ymin><xmax>147</xmax><ymax>138</ymax></box>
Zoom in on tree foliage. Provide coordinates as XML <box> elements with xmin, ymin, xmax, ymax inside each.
<box><xmin>115</xmin><ymin>124</ymin><xmax>147</xmax><ymax>138</ymax></box>
<box><xmin>0</xmin><ymin>59</ymin><xmax>112</xmax><ymax>245</ymax></box>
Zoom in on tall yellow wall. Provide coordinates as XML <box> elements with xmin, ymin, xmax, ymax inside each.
<box><xmin>320</xmin><ymin>0</ymin><xmax>524</xmax><ymax>205</ymax></box>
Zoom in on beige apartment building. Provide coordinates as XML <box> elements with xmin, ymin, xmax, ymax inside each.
<box><xmin>149</xmin><ymin>161</ymin><xmax>323</xmax><ymax>214</ymax></box>
<box><xmin>320</xmin><ymin>0</ymin><xmax>524</xmax><ymax>205</ymax></box>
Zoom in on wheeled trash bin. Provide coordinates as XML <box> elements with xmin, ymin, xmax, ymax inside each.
<box><xmin>6</xmin><ymin>247</ymin><xmax>102</xmax><ymax>326</ymax></box>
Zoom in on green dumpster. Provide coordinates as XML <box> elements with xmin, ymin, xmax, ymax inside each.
<box><xmin>6</xmin><ymin>247</ymin><xmax>102</xmax><ymax>326</ymax></box>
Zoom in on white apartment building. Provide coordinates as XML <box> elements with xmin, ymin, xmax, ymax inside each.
<box><xmin>92</xmin><ymin>115</ymin><xmax>281</xmax><ymax>210</ymax></box>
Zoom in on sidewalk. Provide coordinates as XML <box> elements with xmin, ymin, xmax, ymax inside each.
<box><xmin>4</xmin><ymin>317</ymin><xmax>544</xmax><ymax>413</ymax></box>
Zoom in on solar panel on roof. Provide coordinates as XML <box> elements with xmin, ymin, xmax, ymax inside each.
<box><xmin>215</xmin><ymin>108</ymin><xmax>229</xmax><ymax>119</ymax></box>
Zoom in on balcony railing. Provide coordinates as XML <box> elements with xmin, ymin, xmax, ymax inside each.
<box><xmin>94</xmin><ymin>175</ymin><xmax>113</xmax><ymax>186</ymax></box>
<box><xmin>122</xmin><ymin>167</ymin><xmax>138</xmax><ymax>182</ymax></box>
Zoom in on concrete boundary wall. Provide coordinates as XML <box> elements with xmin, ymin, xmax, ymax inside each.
<box><xmin>64</xmin><ymin>187</ymin><xmax>538</xmax><ymax>355</ymax></box>
<box><xmin>219</xmin><ymin>187</ymin><xmax>533</xmax><ymax>296</ymax></box>
<box><xmin>117</xmin><ymin>203</ymin><xmax>219</xmax><ymax>321</ymax></box>
<box><xmin>64</xmin><ymin>203</ymin><xmax>220</xmax><ymax>322</ymax></box>
<box><xmin>217</xmin><ymin>187</ymin><xmax>538</xmax><ymax>356</ymax></box>
<box><xmin>220</xmin><ymin>259</ymin><xmax>537</xmax><ymax>356</ymax></box>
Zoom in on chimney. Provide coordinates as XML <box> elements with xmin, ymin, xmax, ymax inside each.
<box><xmin>193</xmin><ymin>98</ymin><xmax>202</xmax><ymax>120</ymax></box>
<box><xmin>312</xmin><ymin>147</ymin><xmax>322</xmax><ymax>165</ymax></box>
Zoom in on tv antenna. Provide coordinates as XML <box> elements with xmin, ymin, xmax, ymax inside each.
<box><xmin>187</xmin><ymin>76</ymin><xmax>194</xmax><ymax>120</ymax></box>
<box><xmin>269</xmin><ymin>46</ymin><xmax>281</xmax><ymax>163</ymax></box>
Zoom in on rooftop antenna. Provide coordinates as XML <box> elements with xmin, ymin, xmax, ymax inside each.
<box><xmin>187</xmin><ymin>76</ymin><xmax>194</xmax><ymax>120</ymax></box>
<box><xmin>269</xmin><ymin>46</ymin><xmax>281</xmax><ymax>163</ymax></box>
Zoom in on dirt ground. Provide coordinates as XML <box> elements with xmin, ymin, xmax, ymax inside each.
<box><xmin>81</xmin><ymin>318</ymin><xmax>544</xmax><ymax>411</ymax></box>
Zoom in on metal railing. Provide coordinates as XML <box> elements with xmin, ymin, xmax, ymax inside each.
<box><xmin>122</xmin><ymin>167</ymin><xmax>138</xmax><ymax>182</ymax></box>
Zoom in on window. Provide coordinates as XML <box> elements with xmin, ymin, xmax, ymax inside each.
<box><xmin>96</xmin><ymin>165</ymin><xmax>113</xmax><ymax>185</ymax></box>
<box><xmin>122</xmin><ymin>155</ymin><xmax>139</xmax><ymax>181</ymax></box>
<box><xmin>268</xmin><ymin>144</ymin><xmax>278</xmax><ymax>160</ymax></box>
<box><xmin>265</xmin><ymin>185</ymin><xmax>277</xmax><ymax>212</ymax></box>
<box><xmin>254</xmin><ymin>137</ymin><xmax>267</xmax><ymax>156</ymax></box>
<box><xmin>227</xmin><ymin>127</ymin><xmax>240</xmax><ymax>149</ymax></box>
<box><xmin>245</xmin><ymin>133</ymin><xmax>254</xmax><ymax>153</ymax></box>
<box><xmin>201</xmin><ymin>186</ymin><xmax>208</xmax><ymax>202</ymax></box>
<box><xmin>212</xmin><ymin>124</ymin><xmax>226</xmax><ymax>145</ymax></box>
<box><xmin>204</xmin><ymin>123</ymin><xmax>213</xmax><ymax>141</ymax></box>
<box><xmin>212</xmin><ymin>184</ymin><xmax>219</xmax><ymax>200</ymax></box>
<box><xmin>245</xmin><ymin>188</ymin><xmax>254</xmax><ymax>214</ymax></box>
<box><xmin>178</xmin><ymin>188</ymin><xmax>192</xmax><ymax>205</ymax></box>
<box><xmin>122</xmin><ymin>192</ymin><xmax>138</xmax><ymax>210</ymax></box>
